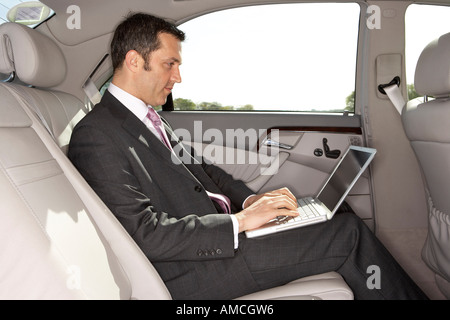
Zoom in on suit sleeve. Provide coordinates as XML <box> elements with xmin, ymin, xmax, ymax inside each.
<box><xmin>180</xmin><ymin>142</ymin><xmax>255</xmax><ymax>210</ymax></box>
<box><xmin>202</xmin><ymin>162</ymin><xmax>254</xmax><ymax>210</ymax></box>
<box><xmin>164</xmin><ymin>119</ymin><xmax>254</xmax><ymax>210</ymax></box>
<box><xmin>68</xmin><ymin>123</ymin><xmax>237</xmax><ymax>263</ymax></box>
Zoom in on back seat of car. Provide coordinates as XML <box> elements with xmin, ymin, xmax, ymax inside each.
<box><xmin>0</xmin><ymin>22</ymin><xmax>353</xmax><ymax>300</ymax></box>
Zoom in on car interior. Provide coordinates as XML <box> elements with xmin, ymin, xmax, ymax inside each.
<box><xmin>0</xmin><ymin>0</ymin><xmax>449</xmax><ymax>300</ymax></box>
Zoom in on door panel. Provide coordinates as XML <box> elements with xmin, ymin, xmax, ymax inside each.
<box><xmin>161</xmin><ymin>111</ymin><xmax>374</xmax><ymax>227</ymax></box>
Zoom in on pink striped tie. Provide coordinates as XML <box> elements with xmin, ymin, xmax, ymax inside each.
<box><xmin>206</xmin><ymin>191</ymin><xmax>231</xmax><ymax>214</ymax></box>
<box><xmin>146</xmin><ymin>108</ymin><xmax>231</xmax><ymax>214</ymax></box>
<box><xmin>146</xmin><ymin>108</ymin><xmax>172</xmax><ymax>148</ymax></box>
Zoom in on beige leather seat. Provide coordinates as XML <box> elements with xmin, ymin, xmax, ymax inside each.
<box><xmin>0</xmin><ymin>22</ymin><xmax>353</xmax><ymax>300</ymax></box>
<box><xmin>402</xmin><ymin>32</ymin><xmax>450</xmax><ymax>299</ymax></box>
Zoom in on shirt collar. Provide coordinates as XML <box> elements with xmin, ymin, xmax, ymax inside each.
<box><xmin>108</xmin><ymin>83</ymin><xmax>149</xmax><ymax>122</ymax></box>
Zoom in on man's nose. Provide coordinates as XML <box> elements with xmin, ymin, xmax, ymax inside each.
<box><xmin>172</xmin><ymin>66</ymin><xmax>182</xmax><ymax>83</ymax></box>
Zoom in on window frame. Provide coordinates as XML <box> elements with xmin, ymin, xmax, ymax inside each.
<box><xmin>168</xmin><ymin>2</ymin><xmax>362</xmax><ymax>114</ymax></box>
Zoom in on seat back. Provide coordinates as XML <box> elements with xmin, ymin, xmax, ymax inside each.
<box><xmin>0</xmin><ymin>22</ymin><xmax>171</xmax><ymax>299</ymax></box>
<box><xmin>0</xmin><ymin>21</ymin><xmax>88</xmax><ymax>154</ymax></box>
<box><xmin>402</xmin><ymin>32</ymin><xmax>450</xmax><ymax>298</ymax></box>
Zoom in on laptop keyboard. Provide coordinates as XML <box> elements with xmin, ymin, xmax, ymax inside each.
<box><xmin>297</xmin><ymin>198</ymin><xmax>322</xmax><ymax>219</ymax></box>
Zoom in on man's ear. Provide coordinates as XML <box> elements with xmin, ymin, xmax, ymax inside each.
<box><xmin>124</xmin><ymin>50</ymin><xmax>140</xmax><ymax>73</ymax></box>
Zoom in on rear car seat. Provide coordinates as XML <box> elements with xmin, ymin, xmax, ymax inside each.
<box><xmin>401</xmin><ymin>32</ymin><xmax>450</xmax><ymax>299</ymax></box>
<box><xmin>0</xmin><ymin>22</ymin><xmax>353</xmax><ymax>300</ymax></box>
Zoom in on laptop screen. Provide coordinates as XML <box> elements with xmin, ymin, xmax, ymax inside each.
<box><xmin>316</xmin><ymin>146</ymin><xmax>376</xmax><ymax>215</ymax></box>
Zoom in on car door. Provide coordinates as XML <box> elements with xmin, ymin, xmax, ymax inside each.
<box><xmin>160</xmin><ymin>3</ymin><xmax>375</xmax><ymax>228</ymax></box>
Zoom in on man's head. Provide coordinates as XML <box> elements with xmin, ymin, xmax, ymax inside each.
<box><xmin>111</xmin><ymin>13</ymin><xmax>185</xmax><ymax>71</ymax></box>
<box><xmin>111</xmin><ymin>13</ymin><xmax>185</xmax><ymax>107</ymax></box>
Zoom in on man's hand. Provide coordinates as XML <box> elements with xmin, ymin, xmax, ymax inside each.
<box><xmin>235</xmin><ymin>187</ymin><xmax>299</xmax><ymax>233</ymax></box>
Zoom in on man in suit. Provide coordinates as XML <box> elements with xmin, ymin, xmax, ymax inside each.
<box><xmin>68</xmin><ymin>13</ymin><xmax>427</xmax><ymax>299</ymax></box>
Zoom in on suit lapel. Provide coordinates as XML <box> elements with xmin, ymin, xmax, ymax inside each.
<box><xmin>104</xmin><ymin>92</ymin><xmax>201</xmax><ymax>184</ymax></box>
<box><xmin>101</xmin><ymin>92</ymin><xmax>227</xmax><ymax>212</ymax></box>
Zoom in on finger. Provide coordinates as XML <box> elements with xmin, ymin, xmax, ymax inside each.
<box><xmin>267</xmin><ymin>196</ymin><xmax>298</xmax><ymax>211</ymax></box>
<box><xmin>277</xmin><ymin>193</ymin><xmax>298</xmax><ymax>209</ymax></box>
<box><xmin>277</xmin><ymin>208</ymin><xmax>299</xmax><ymax>217</ymax></box>
<box><xmin>278</xmin><ymin>187</ymin><xmax>297</xmax><ymax>203</ymax></box>
<box><xmin>266</xmin><ymin>187</ymin><xmax>297</xmax><ymax>204</ymax></box>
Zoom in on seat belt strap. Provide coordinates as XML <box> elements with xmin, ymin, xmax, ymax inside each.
<box><xmin>82</xmin><ymin>77</ymin><xmax>102</xmax><ymax>106</ymax></box>
<box><xmin>384</xmin><ymin>84</ymin><xmax>406</xmax><ymax>114</ymax></box>
<box><xmin>378</xmin><ymin>76</ymin><xmax>406</xmax><ymax>115</ymax></box>
<box><xmin>82</xmin><ymin>54</ymin><xmax>110</xmax><ymax>106</ymax></box>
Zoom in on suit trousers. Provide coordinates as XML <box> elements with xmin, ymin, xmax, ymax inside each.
<box><xmin>236</xmin><ymin>212</ymin><xmax>427</xmax><ymax>300</ymax></box>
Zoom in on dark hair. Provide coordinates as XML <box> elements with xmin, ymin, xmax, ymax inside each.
<box><xmin>111</xmin><ymin>12</ymin><xmax>185</xmax><ymax>71</ymax></box>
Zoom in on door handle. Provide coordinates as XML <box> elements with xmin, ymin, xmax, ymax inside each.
<box><xmin>263</xmin><ymin>138</ymin><xmax>293</xmax><ymax>150</ymax></box>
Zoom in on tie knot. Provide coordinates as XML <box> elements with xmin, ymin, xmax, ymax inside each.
<box><xmin>147</xmin><ymin>108</ymin><xmax>162</xmax><ymax>126</ymax></box>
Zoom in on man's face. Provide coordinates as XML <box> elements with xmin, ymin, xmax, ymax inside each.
<box><xmin>135</xmin><ymin>33</ymin><xmax>182</xmax><ymax>107</ymax></box>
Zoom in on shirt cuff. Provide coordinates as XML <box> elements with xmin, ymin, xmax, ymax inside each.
<box><xmin>242</xmin><ymin>194</ymin><xmax>256</xmax><ymax>209</ymax></box>
<box><xmin>229</xmin><ymin>214</ymin><xmax>240</xmax><ymax>249</ymax></box>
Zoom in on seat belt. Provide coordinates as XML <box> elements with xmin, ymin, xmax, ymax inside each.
<box><xmin>82</xmin><ymin>77</ymin><xmax>102</xmax><ymax>105</ymax></box>
<box><xmin>378</xmin><ymin>76</ymin><xmax>406</xmax><ymax>115</ymax></box>
<box><xmin>82</xmin><ymin>54</ymin><xmax>110</xmax><ymax>106</ymax></box>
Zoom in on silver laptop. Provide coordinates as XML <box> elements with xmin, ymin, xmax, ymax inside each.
<box><xmin>245</xmin><ymin>145</ymin><xmax>377</xmax><ymax>238</ymax></box>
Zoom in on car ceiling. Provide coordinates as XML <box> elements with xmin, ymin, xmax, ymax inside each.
<box><xmin>40</xmin><ymin>0</ymin><xmax>449</xmax><ymax>46</ymax></box>
<box><xmin>36</xmin><ymin>0</ymin><xmax>449</xmax><ymax>100</ymax></box>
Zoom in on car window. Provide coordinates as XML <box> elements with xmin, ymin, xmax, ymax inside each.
<box><xmin>173</xmin><ymin>3</ymin><xmax>360</xmax><ymax>113</ymax></box>
<box><xmin>0</xmin><ymin>1</ymin><xmax>53</xmax><ymax>28</ymax></box>
<box><xmin>405</xmin><ymin>4</ymin><xmax>450</xmax><ymax>99</ymax></box>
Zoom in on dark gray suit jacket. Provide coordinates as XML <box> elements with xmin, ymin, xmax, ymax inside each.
<box><xmin>68</xmin><ymin>91</ymin><xmax>260</xmax><ymax>299</ymax></box>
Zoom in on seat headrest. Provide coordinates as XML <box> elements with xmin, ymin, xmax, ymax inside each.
<box><xmin>0</xmin><ymin>22</ymin><xmax>66</xmax><ymax>88</ymax></box>
<box><xmin>415</xmin><ymin>32</ymin><xmax>450</xmax><ymax>98</ymax></box>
